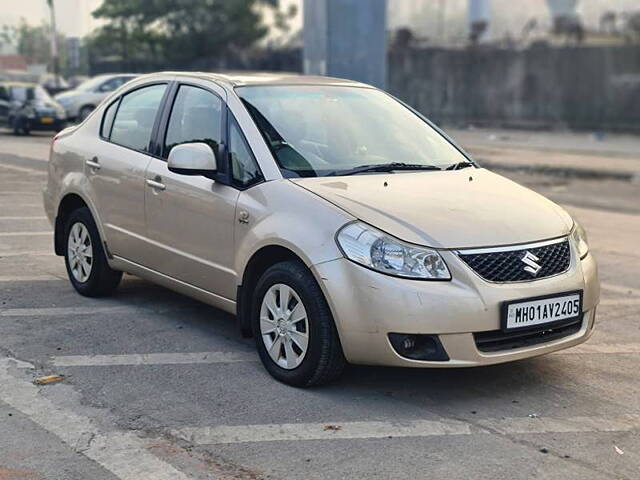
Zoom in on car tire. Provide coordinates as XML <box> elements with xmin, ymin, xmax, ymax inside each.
<box><xmin>252</xmin><ymin>260</ymin><xmax>346</xmax><ymax>387</ymax></box>
<box><xmin>63</xmin><ymin>207</ymin><xmax>122</xmax><ymax>297</ymax></box>
<box><xmin>78</xmin><ymin>106</ymin><xmax>93</xmax><ymax>121</ymax></box>
<box><xmin>10</xmin><ymin>117</ymin><xmax>22</xmax><ymax>135</ymax></box>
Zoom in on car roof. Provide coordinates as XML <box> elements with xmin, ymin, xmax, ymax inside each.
<box><xmin>136</xmin><ymin>71</ymin><xmax>372</xmax><ymax>88</ymax></box>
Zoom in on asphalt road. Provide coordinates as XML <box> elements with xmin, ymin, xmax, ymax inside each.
<box><xmin>0</xmin><ymin>129</ymin><xmax>639</xmax><ymax>480</ymax></box>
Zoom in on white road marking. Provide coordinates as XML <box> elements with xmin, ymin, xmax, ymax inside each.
<box><xmin>0</xmin><ymin>358</ymin><xmax>192</xmax><ymax>480</ymax></box>
<box><xmin>0</xmin><ymin>251</ymin><xmax>55</xmax><ymax>257</ymax></box>
<box><xmin>0</xmin><ymin>216</ymin><xmax>48</xmax><ymax>220</ymax></box>
<box><xmin>0</xmin><ymin>231</ymin><xmax>52</xmax><ymax>237</ymax></box>
<box><xmin>174</xmin><ymin>420</ymin><xmax>472</xmax><ymax>444</ymax></box>
<box><xmin>6</xmin><ymin>203</ymin><xmax>45</xmax><ymax>207</ymax></box>
<box><xmin>0</xmin><ymin>190</ymin><xmax>42</xmax><ymax>195</ymax></box>
<box><xmin>0</xmin><ymin>163</ymin><xmax>45</xmax><ymax>174</ymax></box>
<box><xmin>173</xmin><ymin>414</ymin><xmax>640</xmax><ymax>445</ymax></box>
<box><xmin>49</xmin><ymin>341</ymin><xmax>640</xmax><ymax>369</ymax></box>
<box><xmin>0</xmin><ymin>274</ymin><xmax>62</xmax><ymax>282</ymax></box>
<box><xmin>0</xmin><ymin>306</ymin><xmax>137</xmax><ymax>317</ymax></box>
<box><xmin>52</xmin><ymin>351</ymin><xmax>258</xmax><ymax>367</ymax></box>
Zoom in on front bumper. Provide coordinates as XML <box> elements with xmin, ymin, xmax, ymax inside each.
<box><xmin>312</xmin><ymin>245</ymin><xmax>599</xmax><ymax>367</ymax></box>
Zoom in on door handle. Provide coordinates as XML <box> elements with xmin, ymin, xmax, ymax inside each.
<box><xmin>85</xmin><ymin>157</ymin><xmax>101</xmax><ymax>170</ymax></box>
<box><xmin>146</xmin><ymin>178</ymin><xmax>166</xmax><ymax>191</ymax></box>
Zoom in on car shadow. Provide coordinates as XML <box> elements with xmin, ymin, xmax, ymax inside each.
<box><xmin>106</xmin><ymin>276</ymin><xmax>583</xmax><ymax>411</ymax></box>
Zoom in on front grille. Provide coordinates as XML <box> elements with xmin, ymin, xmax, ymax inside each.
<box><xmin>474</xmin><ymin>317</ymin><xmax>583</xmax><ymax>353</ymax></box>
<box><xmin>458</xmin><ymin>239</ymin><xmax>570</xmax><ymax>283</ymax></box>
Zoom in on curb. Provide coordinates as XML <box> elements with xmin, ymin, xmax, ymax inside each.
<box><xmin>478</xmin><ymin>159</ymin><xmax>637</xmax><ymax>182</ymax></box>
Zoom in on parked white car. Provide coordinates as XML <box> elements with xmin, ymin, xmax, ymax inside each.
<box><xmin>43</xmin><ymin>72</ymin><xmax>599</xmax><ymax>387</ymax></box>
<box><xmin>54</xmin><ymin>74</ymin><xmax>137</xmax><ymax>121</ymax></box>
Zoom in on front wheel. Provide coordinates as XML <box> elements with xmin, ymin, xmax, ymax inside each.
<box><xmin>253</xmin><ymin>261</ymin><xmax>346</xmax><ymax>387</ymax></box>
<box><xmin>64</xmin><ymin>207</ymin><xmax>122</xmax><ymax>297</ymax></box>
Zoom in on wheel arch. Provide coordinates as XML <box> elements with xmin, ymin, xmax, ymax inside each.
<box><xmin>236</xmin><ymin>244</ymin><xmax>311</xmax><ymax>338</ymax></box>
<box><xmin>54</xmin><ymin>192</ymin><xmax>106</xmax><ymax>257</ymax></box>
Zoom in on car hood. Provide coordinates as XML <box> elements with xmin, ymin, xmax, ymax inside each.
<box><xmin>54</xmin><ymin>90</ymin><xmax>87</xmax><ymax>101</ymax></box>
<box><xmin>291</xmin><ymin>168</ymin><xmax>573</xmax><ymax>249</ymax></box>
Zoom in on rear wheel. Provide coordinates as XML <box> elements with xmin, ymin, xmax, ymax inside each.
<box><xmin>253</xmin><ymin>261</ymin><xmax>346</xmax><ymax>387</ymax></box>
<box><xmin>78</xmin><ymin>106</ymin><xmax>93</xmax><ymax>121</ymax></box>
<box><xmin>63</xmin><ymin>207</ymin><xmax>122</xmax><ymax>297</ymax></box>
<box><xmin>10</xmin><ymin>117</ymin><xmax>23</xmax><ymax>135</ymax></box>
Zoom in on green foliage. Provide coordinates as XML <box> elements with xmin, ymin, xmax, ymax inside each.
<box><xmin>88</xmin><ymin>0</ymin><xmax>290</xmax><ymax>66</ymax></box>
<box><xmin>0</xmin><ymin>20</ymin><xmax>67</xmax><ymax>67</ymax></box>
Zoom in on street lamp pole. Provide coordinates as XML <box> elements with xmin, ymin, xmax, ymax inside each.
<box><xmin>46</xmin><ymin>0</ymin><xmax>60</xmax><ymax>88</ymax></box>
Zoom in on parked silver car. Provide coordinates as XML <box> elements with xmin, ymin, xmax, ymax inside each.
<box><xmin>43</xmin><ymin>72</ymin><xmax>599</xmax><ymax>386</ymax></box>
<box><xmin>54</xmin><ymin>73</ymin><xmax>137</xmax><ymax>121</ymax></box>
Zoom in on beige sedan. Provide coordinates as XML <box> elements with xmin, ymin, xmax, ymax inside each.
<box><xmin>43</xmin><ymin>72</ymin><xmax>599</xmax><ymax>386</ymax></box>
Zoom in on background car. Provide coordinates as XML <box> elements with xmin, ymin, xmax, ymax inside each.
<box><xmin>40</xmin><ymin>74</ymin><xmax>70</xmax><ymax>96</ymax></box>
<box><xmin>67</xmin><ymin>75</ymin><xmax>90</xmax><ymax>89</ymax></box>
<box><xmin>54</xmin><ymin>73</ymin><xmax>137</xmax><ymax>121</ymax></box>
<box><xmin>0</xmin><ymin>81</ymin><xmax>67</xmax><ymax>135</ymax></box>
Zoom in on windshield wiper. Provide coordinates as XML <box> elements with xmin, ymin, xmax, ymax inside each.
<box><xmin>326</xmin><ymin>162</ymin><xmax>442</xmax><ymax>177</ymax></box>
<box><xmin>445</xmin><ymin>161</ymin><xmax>475</xmax><ymax>170</ymax></box>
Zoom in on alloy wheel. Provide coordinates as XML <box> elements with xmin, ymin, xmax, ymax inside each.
<box><xmin>67</xmin><ymin>222</ymin><xmax>93</xmax><ymax>283</ymax></box>
<box><xmin>260</xmin><ymin>283</ymin><xmax>310</xmax><ymax>369</ymax></box>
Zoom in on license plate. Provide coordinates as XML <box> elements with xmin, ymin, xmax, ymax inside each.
<box><xmin>502</xmin><ymin>291</ymin><xmax>582</xmax><ymax>330</ymax></box>
<box><xmin>40</xmin><ymin>117</ymin><xmax>54</xmax><ymax>124</ymax></box>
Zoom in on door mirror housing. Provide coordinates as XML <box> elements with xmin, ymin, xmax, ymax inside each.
<box><xmin>167</xmin><ymin>142</ymin><xmax>218</xmax><ymax>176</ymax></box>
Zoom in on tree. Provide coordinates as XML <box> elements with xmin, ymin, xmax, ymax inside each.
<box><xmin>0</xmin><ymin>20</ymin><xmax>68</xmax><ymax>72</ymax></box>
<box><xmin>88</xmin><ymin>0</ymin><xmax>290</xmax><ymax>68</ymax></box>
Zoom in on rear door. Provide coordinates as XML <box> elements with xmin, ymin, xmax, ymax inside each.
<box><xmin>143</xmin><ymin>81</ymin><xmax>240</xmax><ymax>299</ymax></box>
<box><xmin>89</xmin><ymin>82</ymin><xmax>168</xmax><ymax>262</ymax></box>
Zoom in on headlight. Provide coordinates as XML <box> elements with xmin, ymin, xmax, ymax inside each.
<box><xmin>336</xmin><ymin>221</ymin><xmax>451</xmax><ymax>280</ymax></box>
<box><xmin>571</xmin><ymin>221</ymin><xmax>589</xmax><ymax>259</ymax></box>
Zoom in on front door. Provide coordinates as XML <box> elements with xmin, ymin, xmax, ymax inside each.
<box><xmin>143</xmin><ymin>83</ymin><xmax>239</xmax><ymax>300</ymax></box>
<box><xmin>88</xmin><ymin>83</ymin><xmax>167</xmax><ymax>261</ymax></box>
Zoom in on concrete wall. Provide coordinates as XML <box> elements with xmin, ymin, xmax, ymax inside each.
<box><xmin>388</xmin><ymin>45</ymin><xmax>640</xmax><ymax>131</ymax></box>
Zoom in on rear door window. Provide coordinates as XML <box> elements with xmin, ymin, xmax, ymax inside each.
<box><xmin>110</xmin><ymin>84</ymin><xmax>166</xmax><ymax>152</ymax></box>
<box><xmin>101</xmin><ymin>99</ymin><xmax>119</xmax><ymax>139</ymax></box>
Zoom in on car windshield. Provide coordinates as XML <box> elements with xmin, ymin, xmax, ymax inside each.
<box><xmin>236</xmin><ymin>85</ymin><xmax>469</xmax><ymax>177</ymax></box>
<box><xmin>11</xmin><ymin>85</ymin><xmax>52</xmax><ymax>103</ymax></box>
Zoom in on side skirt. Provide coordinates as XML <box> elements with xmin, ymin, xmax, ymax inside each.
<box><xmin>109</xmin><ymin>256</ymin><xmax>237</xmax><ymax>315</ymax></box>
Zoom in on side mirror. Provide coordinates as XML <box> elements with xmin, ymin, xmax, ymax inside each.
<box><xmin>168</xmin><ymin>142</ymin><xmax>218</xmax><ymax>176</ymax></box>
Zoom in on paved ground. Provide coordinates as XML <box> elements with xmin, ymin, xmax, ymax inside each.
<box><xmin>0</xmin><ymin>128</ymin><xmax>639</xmax><ymax>479</ymax></box>
<box><xmin>447</xmin><ymin>127</ymin><xmax>640</xmax><ymax>179</ymax></box>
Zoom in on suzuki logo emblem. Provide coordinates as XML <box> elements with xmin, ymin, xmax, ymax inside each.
<box><xmin>521</xmin><ymin>251</ymin><xmax>542</xmax><ymax>276</ymax></box>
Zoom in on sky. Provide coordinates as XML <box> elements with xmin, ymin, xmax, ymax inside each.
<box><xmin>1</xmin><ymin>0</ymin><xmax>638</xmax><ymax>40</ymax></box>
<box><xmin>0</xmin><ymin>0</ymin><xmax>102</xmax><ymax>37</ymax></box>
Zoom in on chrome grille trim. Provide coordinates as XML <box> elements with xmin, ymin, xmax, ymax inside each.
<box><xmin>455</xmin><ymin>237</ymin><xmax>571</xmax><ymax>283</ymax></box>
